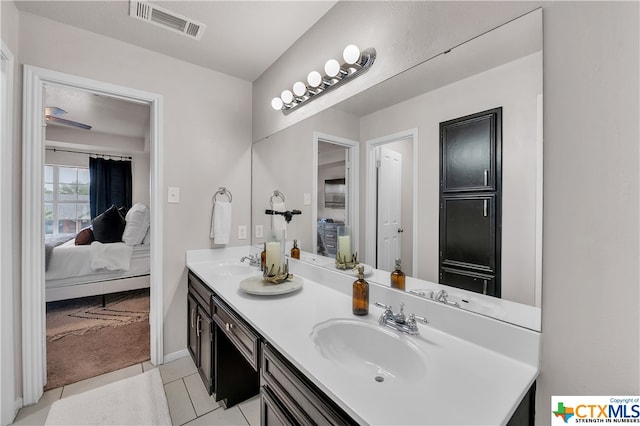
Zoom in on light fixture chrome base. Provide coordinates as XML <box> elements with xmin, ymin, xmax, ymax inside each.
<box><xmin>281</xmin><ymin>48</ymin><xmax>376</xmax><ymax>116</ymax></box>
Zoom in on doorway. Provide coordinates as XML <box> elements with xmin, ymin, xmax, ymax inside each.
<box><xmin>22</xmin><ymin>66</ymin><xmax>164</xmax><ymax>405</ymax></box>
<box><xmin>365</xmin><ymin>129</ymin><xmax>418</xmax><ymax>275</ymax></box>
<box><xmin>312</xmin><ymin>132</ymin><xmax>359</xmax><ymax>258</ymax></box>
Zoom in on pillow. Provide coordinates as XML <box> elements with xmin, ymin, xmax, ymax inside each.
<box><xmin>142</xmin><ymin>227</ymin><xmax>151</xmax><ymax>245</ymax></box>
<box><xmin>75</xmin><ymin>227</ymin><xmax>95</xmax><ymax>245</ymax></box>
<box><xmin>122</xmin><ymin>203</ymin><xmax>150</xmax><ymax>246</ymax></box>
<box><xmin>92</xmin><ymin>205</ymin><xmax>126</xmax><ymax>243</ymax></box>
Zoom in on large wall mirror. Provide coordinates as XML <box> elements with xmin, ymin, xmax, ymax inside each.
<box><xmin>252</xmin><ymin>9</ymin><xmax>542</xmax><ymax>329</ymax></box>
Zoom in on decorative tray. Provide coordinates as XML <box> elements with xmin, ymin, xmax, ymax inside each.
<box><xmin>239</xmin><ymin>275</ymin><xmax>303</xmax><ymax>296</ymax></box>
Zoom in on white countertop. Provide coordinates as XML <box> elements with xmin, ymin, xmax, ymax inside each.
<box><xmin>186</xmin><ymin>247</ymin><xmax>540</xmax><ymax>425</ymax></box>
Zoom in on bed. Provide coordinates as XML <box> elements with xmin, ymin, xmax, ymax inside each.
<box><xmin>45</xmin><ymin>202</ymin><xmax>151</xmax><ymax>302</ymax></box>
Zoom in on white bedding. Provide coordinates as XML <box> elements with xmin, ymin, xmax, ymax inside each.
<box><xmin>45</xmin><ymin>239</ymin><xmax>150</xmax><ymax>283</ymax></box>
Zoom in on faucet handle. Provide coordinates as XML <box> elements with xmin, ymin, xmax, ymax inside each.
<box><xmin>374</xmin><ymin>301</ymin><xmax>392</xmax><ymax>311</ymax></box>
<box><xmin>409</xmin><ymin>313</ymin><xmax>429</xmax><ymax>325</ymax></box>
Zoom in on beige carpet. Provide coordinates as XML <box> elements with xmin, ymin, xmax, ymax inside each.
<box><xmin>46</xmin><ymin>289</ymin><xmax>150</xmax><ymax>342</ymax></box>
<box><xmin>45</xmin><ymin>289</ymin><xmax>150</xmax><ymax>390</ymax></box>
<box><xmin>45</xmin><ymin>368</ymin><xmax>170</xmax><ymax>426</ymax></box>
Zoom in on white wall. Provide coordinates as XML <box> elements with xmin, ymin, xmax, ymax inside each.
<box><xmin>15</xmin><ymin>11</ymin><xmax>253</xmax><ymax>403</ymax></box>
<box><xmin>252</xmin><ymin>107</ymin><xmax>359</xmax><ymax>252</ymax></box>
<box><xmin>253</xmin><ymin>0</ymin><xmax>640</xmax><ymax>419</ymax></box>
<box><xmin>359</xmin><ymin>52</ymin><xmax>541</xmax><ymax>306</ymax></box>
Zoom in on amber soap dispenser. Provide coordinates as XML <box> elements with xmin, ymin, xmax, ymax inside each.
<box><xmin>352</xmin><ymin>265</ymin><xmax>369</xmax><ymax>316</ymax></box>
<box><xmin>291</xmin><ymin>239</ymin><xmax>300</xmax><ymax>259</ymax></box>
<box><xmin>390</xmin><ymin>258</ymin><xmax>406</xmax><ymax>291</ymax></box>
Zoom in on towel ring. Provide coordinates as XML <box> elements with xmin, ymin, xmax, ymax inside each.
<box><xmin>213</xmin><ymin>187</ymin><xmax>232</xmax><ymax>203</ymax></box>
<box><xmin>270</xmin><ymin>190</ymin><xmax>285</xmax><ymax>204</ymax></box>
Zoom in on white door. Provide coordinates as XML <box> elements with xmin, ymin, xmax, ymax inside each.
<box><xmin>376</xmin><ymin>146</ymin><xmax>402</xmax><ymax>271</ymax></box>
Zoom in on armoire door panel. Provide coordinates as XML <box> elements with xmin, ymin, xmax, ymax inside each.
<box><xmin>440</xmin><ymin>195</ymin><xmax>496</xmax><ymax>272</ymax></box>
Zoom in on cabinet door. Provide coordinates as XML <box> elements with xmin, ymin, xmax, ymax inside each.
<box><xmin>261</xmin><ymin>387</ymin><xmax>294</xmax><ymax>426</ymax></box>
<box><xmin>187</xmin><ymin>294</ymin><xmax>199</xmax><ymax>367</ymax></box>
<box><xmin>440</xmin><ymin>195</ymin><xmax>496</xmax><ymax>273</ymax></box>
<box><xmin>197</xmin><ymin>306</ymin><xmax>214</xmax><ymax>395</ymax></box>
<box><xmin>440</xmin><ymin>108</ymin><xmax>501</xmax><ymax>192</ymax></box>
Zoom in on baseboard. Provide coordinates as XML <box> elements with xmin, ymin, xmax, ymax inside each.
<box><xmin>14</xmin><ymin>396</ymin><xmax>22</xmax><ymax>416</ymax></box>
<box><xmin>163</xmin><ymin>348</ymin><xmax>189</xmax><ymax>364</ymax></box>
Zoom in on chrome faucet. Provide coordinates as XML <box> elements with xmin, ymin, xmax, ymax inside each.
<box><xmin>434</xmin><ymin>290</ymin><xmax>460</xmax><ymax>307</ymax></box>
<box><xmin>375</xmin><ymin>302</ymin><xmax>428</xmax><ymax>335</ymax></box>
<box><xmin>240</xmin><ymin>254</ymin><xmax>261</xmax><ymax>267</ymax></box>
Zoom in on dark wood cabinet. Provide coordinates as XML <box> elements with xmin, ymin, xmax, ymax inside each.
<box><xmin>187</xmin><ymin>274</ymin><xmax>214</xmax><ymax>394</ymax></box>
<box><xmin>187</xmin><ymin>272</ymin><xmax>260</xmax><ymax>406</ymax></box>
<box><xmin>440</xmin><ymin>107</ymin><xmax>502</xmax><ymax>297</ymax></box>
<box><xmin>260</xmin><ymin>342</ymin><xmax>357</xmax><ymax>426</ymax></box>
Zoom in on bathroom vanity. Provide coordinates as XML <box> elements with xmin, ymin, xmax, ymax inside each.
<box><xmin>186</xmin><ymin>247</ymin><xmax>540</xmax><ymax>425</ymax></box>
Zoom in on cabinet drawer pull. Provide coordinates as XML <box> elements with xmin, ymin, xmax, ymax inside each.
<box><xmin>226</xmin><ymin>323</ymin><xmax>233</xmax><ymax>332</ymax></box>
<box><xmin>191</xmin><ymin>308</ymin><xmax>195</xmax><ymax>329</ymax></box>
<box><xmin>196</xmin><ymin>316</ymin><xmax>202</xmax><ymax>337</ymax></box>
<box><xmin>483</xmin><ymin>200</ymin><xmax>488</xmax><ymax>217</ymax></box>
<box><xmin>483</xmin><ymin>169</ymin><xmax>488</xmax><ymax>186</ymax></box>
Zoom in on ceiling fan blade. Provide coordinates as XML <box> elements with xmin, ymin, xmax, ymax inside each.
<box><xmin>45</xmin><ymin>115</ymin><xmax>92</xmax><ymax>130</ymax></box>
<box><xmin>44</xmin><ymin>106</ymin><xmax>67</xmax><ymax>116</ymax></box>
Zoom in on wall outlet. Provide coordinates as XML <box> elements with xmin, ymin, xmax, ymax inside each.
<box><xmin>304</xmin><ymin>193</ymin><xmax>311</xmax><ymax>205</ymax></box>
<box><xmin>238</xmin><ymin>225</ymin><xmax>247</xmax><ymax>240</ymax></box>
<box><xmin>168</xmin><ymin>187</ymin><xmax>180</xmax><ymax>203</ymax></box>
<box><xmin>255</xmin><ymin>224</ymin><xmax>264</xmax><ymax>239</ymax></box>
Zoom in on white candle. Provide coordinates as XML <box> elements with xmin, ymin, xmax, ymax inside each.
<box><xmin>265</xmin><ymin>241</ymin><xmax>281</xmax><ymax>274</ymax></box>
<box><xmin>338</xmin><ymin>235</ymin><xmax>352</xmax><ymax>263</ymax></box>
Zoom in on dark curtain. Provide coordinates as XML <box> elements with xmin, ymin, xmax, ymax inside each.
<box><xmin>89</xmin><ymin>157</ymin><xmax>133</xmax><ymax>219</ymax></box>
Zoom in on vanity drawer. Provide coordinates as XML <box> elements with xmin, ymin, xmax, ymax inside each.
<box><xmin>188</xmin><ymin>271</ymin><xmax>213</xmax><ymax>311</ymax></box>
<box><xmin>212</xmin><ymin>295</ymin><xmax>260</xmax><ymax>370</ymax></box>
<box><xmin>261</xmin><ymin>343</ymin><xmax>357</xmax><ymax>426</ymax></box>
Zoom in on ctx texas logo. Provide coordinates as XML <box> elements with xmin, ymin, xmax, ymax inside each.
<box><xmin>553</xmin><ymin>398</ymin><xmax>640</xmax><ymax>424</ymax></box>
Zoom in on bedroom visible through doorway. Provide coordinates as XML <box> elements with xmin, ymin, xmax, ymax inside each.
<box><xmin>43</xmin><ymin>83</ymin><xmax>152</xmax><ymax>389</ymax></box>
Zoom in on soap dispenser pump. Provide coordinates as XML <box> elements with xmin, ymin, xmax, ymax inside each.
<box><xmin>352</xmin><ymin>265</ymin><xmax>369</xmax><ymax>316</ymax></box>
<box><xmin>390</xmin><ymin>258</ymin><xmax>406</xmax><ymax>291</ymax></box>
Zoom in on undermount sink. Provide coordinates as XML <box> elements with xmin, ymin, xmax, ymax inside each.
<box><xmin>208</xmin><ymin>261</ymin><xmax>256</xmax><ymax>277</ymax></box>
<box><xmin>310</xmin><ymin>318</ymin><xmax>428</xmax><ymax>384</ymax></box>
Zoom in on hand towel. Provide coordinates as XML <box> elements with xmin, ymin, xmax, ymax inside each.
<box><xmin>271</xmin><ymin>201</ymin><xmax>287</xmax><ymax>239</ymax></box>
<box><xmin>211</xmin><ymin>201</ymin><xmax>232</xmax><ymax>244</ymax></box>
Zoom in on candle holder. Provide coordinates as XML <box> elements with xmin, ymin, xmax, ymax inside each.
<box><xmin>263</xmin><ymin>233</ymin><xmax>293</xmax><ymax>284</ymax></box>
<box><xmin>335</xmin><ymin>225</ymin><xmax>356</xmax><ymax>269</ymax></box>
<box><xmin>263</xmin><ymin>258</ymin><xmax>294</xmax><ymax>284</ymax></box>
<box><xmin>335</xmin><ymin>251</ymin><xmax>359</xmax><ymax>270</ymax></box>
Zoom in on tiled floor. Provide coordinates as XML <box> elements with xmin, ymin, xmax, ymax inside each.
<box><xmin>11</xmin><ymin>355</ymin><xmax>260</xmax><ymax>426</ymax></box>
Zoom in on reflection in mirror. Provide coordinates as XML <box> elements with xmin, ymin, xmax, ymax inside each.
<box><xmin>252</xmin><ymin>9</ymin><xmax>542</xmax><ymax>328</ymax></box>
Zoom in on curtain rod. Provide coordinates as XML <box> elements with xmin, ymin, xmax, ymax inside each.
<box><xmin>45</xmin><ymin>147</ymin><xmax>132</xmax><ymax>161</ymax></box>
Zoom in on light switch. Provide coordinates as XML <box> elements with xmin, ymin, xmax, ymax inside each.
<box><xmin>238</xmin><ymin>225</ymin><xmax>247</xmax><ymax>240</ymax></box>
<box><xmin>255</xmin><ymin>224</ymin><xmax>264</xmax><ymax>238</ymax></box>
<box><xmin>168</xmin><ymin>187</ymin><xmax>180</xmax><ymax>203</ymax></box>
<box><xmin>304</xmin><ymin>193</ymin><xmax>311</xmax><ymax>205</ymax></box>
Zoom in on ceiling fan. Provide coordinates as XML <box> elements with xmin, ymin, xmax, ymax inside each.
<box><xmin>45</xmin><ymin>107</ymin><xmax>92</xmax><ymax>130</ymax></box>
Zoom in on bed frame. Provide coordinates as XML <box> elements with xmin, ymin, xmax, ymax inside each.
<box><xmin>46</xmin><ymin>274</ymin><xmax>150</xmax><ymax>303</ymax></box>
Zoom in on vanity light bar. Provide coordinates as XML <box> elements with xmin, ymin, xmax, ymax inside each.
<box><xmin>271</xmin><ymin>45</ymin><xmax>377</xmax><ymax>115</ymax></box>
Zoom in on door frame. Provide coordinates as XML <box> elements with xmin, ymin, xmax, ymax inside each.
<box><xmin>312</xmin><ymin>132</ymin><xmax>359</xmax><ymax>257</ymax></box>
<box><xmin>22</xmin><ymin>65</ymin><xmax>164</xmax><ymax>405</ymax></box>
<box><xmin>1</xmin><ymin>39</ymin><xmax>16</xmax><ymax>424</ymax></box>
<box><xmin>365</xmin><ymin>129</ymin><xmax>418</xmax><ymax>276</ymax></box>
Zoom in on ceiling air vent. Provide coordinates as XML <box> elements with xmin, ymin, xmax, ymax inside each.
<box><xmin>129</xmin><ymin>1</ymin><xmax>206</xmax><ymax>40</ymax></box>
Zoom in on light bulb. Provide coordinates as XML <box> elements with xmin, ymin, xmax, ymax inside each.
<box><xmin>292</xmin><ymin>81</ymin><xmax>307</xmax><ymax>97</ymax></box>
<box><xmin>343</xmin><ymin>44</ymin><xmax>361</xmax><ymax>65</ymax></box>
<box><xmin>271</xmin><ymin>97</ymin><xmax>283</xmax><ymax>110</ymax></box>
<box><xmin>324</xmin><ymin>59</ymin><xmax>341</xmax><ymax>78</ymax></box>
<box><xmin>307</xmin><ymin>71</ymin><xmax>322</xmax><ymax>88</ymax></box>
<box><xmin>281</xmin><ymin>90</ymin><xmax>294</xmax><ymax>105</ymax></box>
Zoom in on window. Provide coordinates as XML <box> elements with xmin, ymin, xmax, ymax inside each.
<box><xmin>44</xmin><ymin>165</ymin><xmax>90</xmax><ymax>235</ymax></box>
